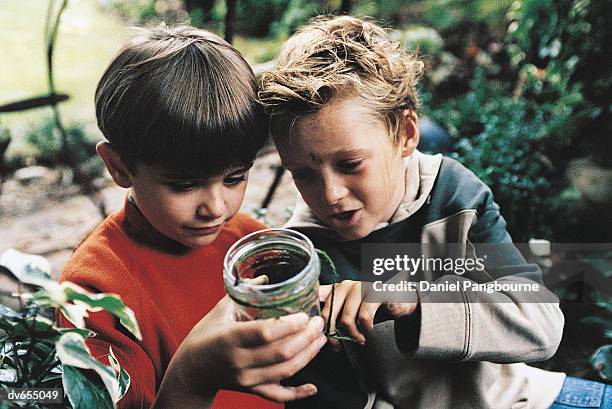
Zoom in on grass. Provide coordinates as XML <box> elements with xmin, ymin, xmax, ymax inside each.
<box><xmin>0</xmin><ymin>1</ymin><xmax>126</xmax><ymax>142</ymax></box>
<box><xmin>233</xmin><ymin>34</ymin><xmax>283</xmax><ymax>65</ymax></box>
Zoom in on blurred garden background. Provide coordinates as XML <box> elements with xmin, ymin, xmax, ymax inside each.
<box><xmin>1</xmin><ymin>0</ymin><xmax>610</xmax><ymax>385</ymax></box>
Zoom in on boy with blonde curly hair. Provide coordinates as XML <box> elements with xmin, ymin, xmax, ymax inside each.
<box><xmin>256</xmin><ymin>15</ymin><xmax>599</xmax><ymax>409</ymax></box>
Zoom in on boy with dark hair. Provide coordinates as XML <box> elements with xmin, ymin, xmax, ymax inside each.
<box><xmin>59</xmin><ymin>24</ymin><xmax>326</xmax><ymax>409</ymax></box>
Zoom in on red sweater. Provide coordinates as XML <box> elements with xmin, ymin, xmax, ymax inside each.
<box><xmin>58</xmin><ymin>198</ymin><xmax>282</xmax><ymax>409</ymax></box>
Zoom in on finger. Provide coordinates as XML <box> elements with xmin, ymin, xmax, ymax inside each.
<box><xmin>243</xmin><ymin>275</ymin><xmax>270</xmax><ymax>285</ymax></box>
<box><xmin>193</xmin><ymin>295</ymin><xmax>234</xmax><ymax>329</ymax></box>
<box><xmin>239</xmin><ymin>333</ymin><xmax>327</xmax><ymax>386</ymax></box>
<box><xmin>251</xmin><ymin>383</ymin><xmax>318</xmax><ymax>403</ymax></box>
<box><xmin>358</xmin><ymin>301</ymin><xmax>381</xmax><ymax>333</ymax></box>
<box><xmin>322</xmin><ymin>283</ymin><xmax>351</xmax><ymax>335</ymax></box>
<box><xmin>318</xmin><ymin>284</ymin><xmax>333</xmax><ymax>302</ymax></box>
<box><xmin>339</xmin><ymin>284</ymin><xmax>366</xmax><ymax>344</ymax></box>
<box><xmin>327</xmin><ymin>335</ymin><xmax>341</xmax><ymax>351</ymax></box>
<box><xmin>237</xmin><ymin>316</ymin><xmax>325</xmax><ymax>368</ymax></box>
<box><xmin>322</xmin><ymin>283</ymin><xmax>352</xmax><ymax>352</ymax></box>
<box><xmin>320</xmin><ymin>284</ymin><xmax>337</xmax><ymax>325</ymax></box>
<box><xmin>232</xmin><ymin>312</ymin><xmax>310</xmax><ymax>347</ymax></box>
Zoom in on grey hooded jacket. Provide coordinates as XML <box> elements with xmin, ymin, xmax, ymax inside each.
<box><xmin>284</xmin><ymin>151</ymin><xmax>565</xmax><ymax>409</ymax></box>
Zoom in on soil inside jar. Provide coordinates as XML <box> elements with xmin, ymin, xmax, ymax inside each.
<box><xmin>233</xmin><ymin>246</ymin><xmax>309</xmax><ymax>286</ymax></box>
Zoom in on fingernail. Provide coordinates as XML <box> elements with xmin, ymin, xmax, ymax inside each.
<box><xmin>318</xmin><ymin>334</ymin><xmax>327</xmax><ymax>347</ymax></box>
<box><xmin>305</xmin><ymin>384</ymin><xmax>317</xmax><ymax>395</ymax></box>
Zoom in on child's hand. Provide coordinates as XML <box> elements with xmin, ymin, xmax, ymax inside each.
<box><xmin>319</xmin><ymin>280</ymin><xmax>418</xmax><ymax>351</ymax></box>
<box><xmin>154</xmin><ymin>296</ymin><xmax>327</xmax><ymax>408</ymax></box>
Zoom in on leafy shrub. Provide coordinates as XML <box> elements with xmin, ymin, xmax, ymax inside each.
<box><xmin>425</xmin><ymin>0</ymin><xmax>513</xmax><ymax>31</ymax></box>
<box><xmin>425</xmin><ymin>68</ymin><xmax>581</xmax><ymax>241</ymax></box>
<box><xmin>234</xmin><ymin>0</ymin><xmax>292</xmax><ymax>37</ymax></box>
<box><xmin>507</xmin><ymin>0</ymin><xmax>612</xmax><ymax>165</ymax></box>
<box><xmin>534</xmin><ymin>249</ymin><xmax>612</xmax><ymax>380</ymax></box>
<box><xmin>0</xmin><ymin>249</ymin><xmax>140</xmax><ymax>409</ymax></box>
<box><xmin>24</xmin><ymin>117</ymin><xmax>97</xmax><ymax>167</ymax></box>
<box><xmin>396</xmin><ymin>26</ymin><xmax>444</xmax><ymax>58</ymax></box>
<box><xmin>270</xmin><ymin>0</ymin><xmax>320</xmax><ymax>38</ymax></box>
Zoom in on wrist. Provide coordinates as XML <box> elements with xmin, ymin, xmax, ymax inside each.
<box><xmin>152</xmin><ymin>345</ymin><xmax>217</xmax><ymax>409</ymax></box>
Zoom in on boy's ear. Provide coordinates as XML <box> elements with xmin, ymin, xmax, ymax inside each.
<box><xmin>96</xmin><ymin>142</ymin><xmax>133</xmax><ymax>188</ymax></box>
<box><xmin>399</xmin><ymin>109</ymin><xmax>420</xmax><ymax>158</ymax></box>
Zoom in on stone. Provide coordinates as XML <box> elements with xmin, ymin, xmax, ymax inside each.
<box><xmin>13</xmin><ymin>165</ymin><xmax>54</xmax><ymax>184</ymax></box>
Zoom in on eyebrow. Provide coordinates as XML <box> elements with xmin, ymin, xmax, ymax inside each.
<box><xmin>283</xmin><ymin>148</ymin><xmax>370</xmax><ymax>167</ymax></box>
<box><xmin>337</xmin><ymin>148</ymin><xmax>370</xmax><ymax>158</ymax></box>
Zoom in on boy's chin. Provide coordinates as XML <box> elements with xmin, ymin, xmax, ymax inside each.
<box><xmin>335</xmin><ymin>225</ymin><xmax>373</xmax><ymax>241</ymax></box>
<box><xmin>181</xmin><ymin>233</ymin><xmax>222</xmax><ymax>248</ymax></box>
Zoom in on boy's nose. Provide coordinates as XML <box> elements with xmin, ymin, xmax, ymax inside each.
<box><xmin>321</xmin><ymin>173</ymin><xmax>348</xmax><ymax>206</ymax></box>
<box><xmin>196</xmin><ymin>188</ymin><xmax>225</xmax><ymax>219</ymax></box>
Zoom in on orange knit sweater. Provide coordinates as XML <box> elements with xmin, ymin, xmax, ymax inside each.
<box><xmin>58</xmin><ymin>198</ymin><xmax>282</xmax><ymax>409</ymax></box>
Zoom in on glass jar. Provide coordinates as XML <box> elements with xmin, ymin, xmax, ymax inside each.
<box><xmin>223</xmin><ymin>228</ymin><xmax>321</xmax><ymax>321</ymax></box>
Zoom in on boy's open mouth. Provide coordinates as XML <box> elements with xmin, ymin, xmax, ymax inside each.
<box><xmin>333</xmin><ymin>210</ymin><xmax>356</xmax><ymax>220</ymax></box>
<box><xmin>329</xmin><ymin>209</ymin><xmax>360</xmax><ymax>228</ymax></box>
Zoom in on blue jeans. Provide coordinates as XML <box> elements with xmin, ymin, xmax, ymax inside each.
<box><xmin>549</xmin><ymin>377</ymin><xmax>611</xmax><ymax>408</ymax></box>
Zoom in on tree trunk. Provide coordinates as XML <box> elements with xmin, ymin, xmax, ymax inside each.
<box><xmin>183</xmin><ymin>0</ymin><xmax>216</xmax><ymax>14</ymax></box>
<box><xmin>225</xmin><ymin>0</ymin><xmax>237</xmax><ymax>44</ymax></box>
<box><xmin>339</xmin><ymin>0</ymin><xmax>353</xmax><ymax>14</ymax></box>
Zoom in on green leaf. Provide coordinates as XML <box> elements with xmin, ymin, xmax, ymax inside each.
<box><xmin>0</xmin><ymin>304</ymin><xmax>22</xmax><ymax>320</ymax></box>
<box><xmin>63</xmin><ymin>284</ymin><xmax>141</xmax><ymax>340</ymax></box>
<box><xmin>0</xmin><ymin>316</ymin><xmax>17</xmax><ymax>333</ymax></box>
<box><xmin>0</xmin><ymin>249</ymin><xmax>53</xmax><ymax>287</ymax></box>
<box><xmin>56</xmin><ymin>301</ymin><xmax>88</xmax><ymax>329</ymax></box>
<box><xmin>62</xmin><ymin>365</ymin><xmax>114</xmax><ymax>409</ymax></box>
<box><xmin>582</xmin><ymin>256</ymin><xmax>612</xmax><ymax>278</ymax></box>
<box><xmin>57</xmin><ymin>327</ymin><xmax>95</xmax><ymax>339</ymax></box>
<box><xmin>108</xmin><ymin>347</ymin><xmax>130</xmax><ymax>402</ymax></box>
<box><xmin>0</xmin><ymin>368</ymin><xmax>17</xmax><ymax>383</ymax></box>
<box><xmin>38</xmin><ymin>372</ymin><xmax>63</xmax><ymax>387</ymax></box>
<box><xmin>591</xmin><ymin>344</ymin><xmax>612</xmax><ymax>380</ymax></box>
<box><xmin>56</xmin><ymin>333</ymin><xmax>121</xmax><ymax>403</ymax></box>
<box><xmin>9</xmin><ymin>316</ymin><xmax>57</xmax><ymax>340</ymax></box>
<box><xmin>31</xmin><ymin>340</ymin><xmax>54</xmax><ymax>357</ymax></box>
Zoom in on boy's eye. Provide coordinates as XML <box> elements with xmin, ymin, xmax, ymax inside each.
<box><xmin>337</xmin><ymin>159</ymin><xmax>363</xmax><ymax>173</ymax></box>
<box><xmin>167</xmin><ymin>182</ymin><xmax>197</xmax><ymax>192</ymax></box>
<box><xmin>224</xmin><ymin>174</ymin><xmax>246</xmax><ymax>185</ymax></box>
<box><xmin>291</xmin><ymin>169</ymin><xmax>314</xmax><ymax>181</ymax></box>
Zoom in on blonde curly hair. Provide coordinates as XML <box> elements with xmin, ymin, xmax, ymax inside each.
<box><xmin>258</xmin><ymin>15</ymin><xmax>424</xmax><ymax>145</ymax></box>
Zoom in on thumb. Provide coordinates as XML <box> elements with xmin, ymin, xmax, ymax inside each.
<box><xmin>383</xmin><ymin>302</ymin><xmax>418</xmax><ymax>318</ymax></box>
<box><xmin>209</xmin><ymin>295</ymin><xmax>235</xmax><ymax>321</ymax></box>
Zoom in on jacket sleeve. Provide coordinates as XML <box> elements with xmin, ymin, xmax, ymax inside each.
<box><xmin>398</xmin><ymin>164</ymin><xmax>564</xmax><ymax>363</ymax></box>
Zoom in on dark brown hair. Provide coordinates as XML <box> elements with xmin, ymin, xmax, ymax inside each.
<box><xmin>96</xmin><ymin>23</ymin><xmax>266</xmax><ymax>175</ymax></box>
